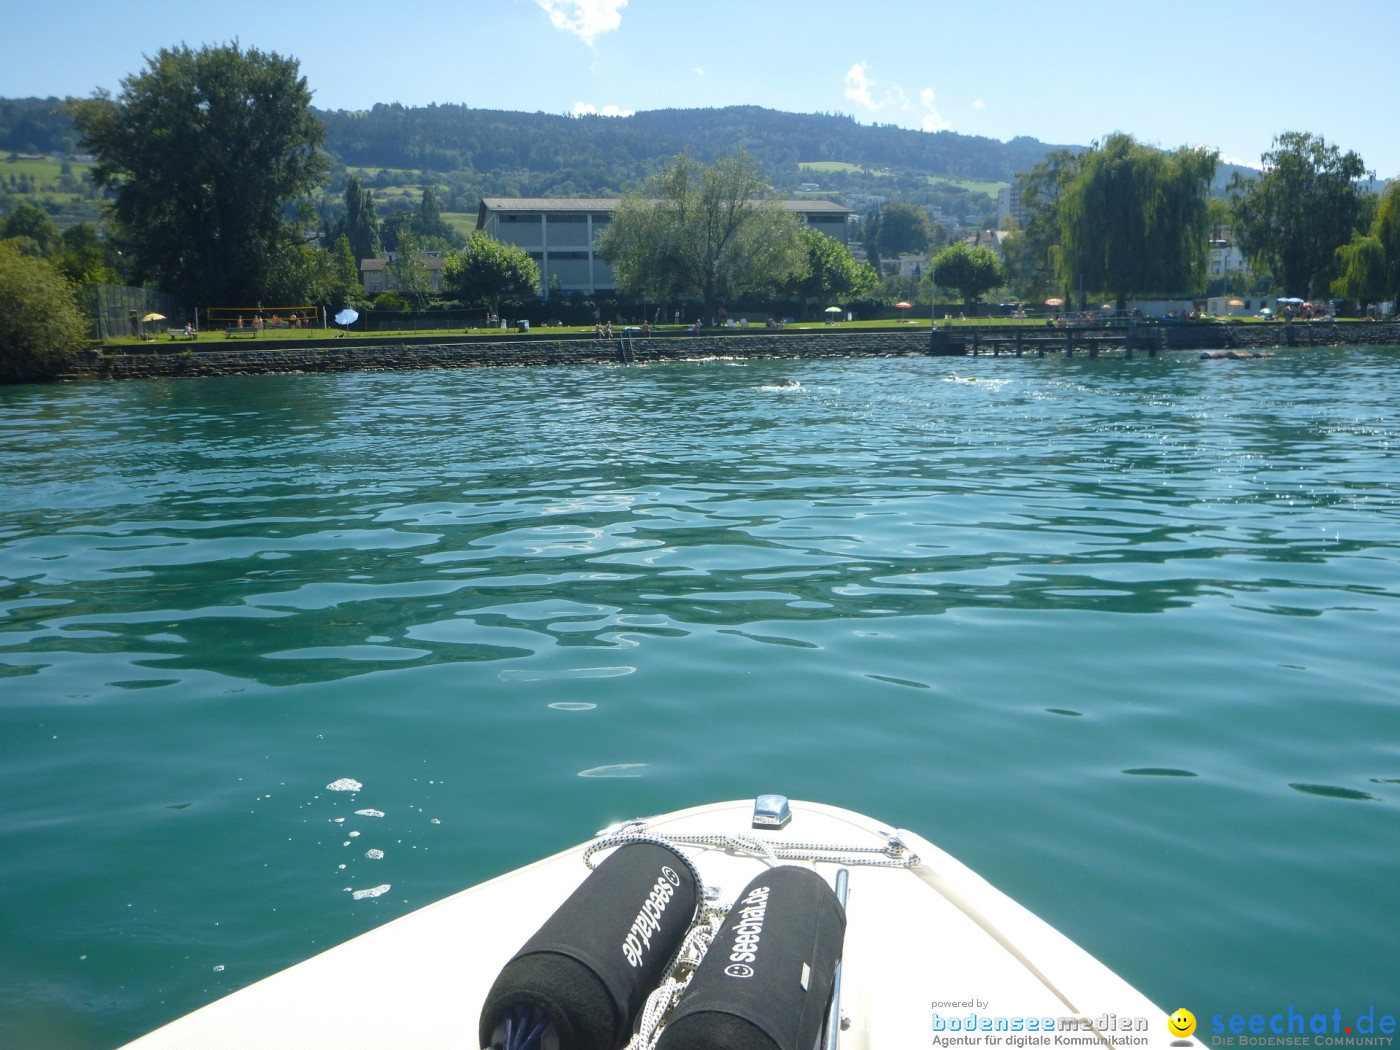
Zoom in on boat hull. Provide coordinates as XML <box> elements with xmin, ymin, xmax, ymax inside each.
<box><xmin>120</xmin><ymin>799</ymin><xmax>1193</xmax><ymax>1050</ymax></box>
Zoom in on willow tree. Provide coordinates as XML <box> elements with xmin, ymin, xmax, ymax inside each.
<box><xmin>599</xmin><ymin>152</ymin><xmax>805</xmax><ymax>321</ymax></box>
<box><xmin>1056</xmin><ymin>134</ymin><xmax>1217</xmax><ymax>310</ymax></box>
<box><xmin>1332</xmin><ymin>181</ymin><xmax>1400</xmax><ymax>308</ymax></box>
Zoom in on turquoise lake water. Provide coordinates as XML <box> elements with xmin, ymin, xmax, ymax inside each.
<box><xmin>1</xmin><ymin>348</ymin><xmax>1398</xmax><ymax>1048</ymax></box>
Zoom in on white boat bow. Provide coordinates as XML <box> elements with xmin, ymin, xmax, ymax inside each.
<box><xmin>120</xmin><ymin>797</ymin><xmax>1200</xmax><ymax>1050</ymax></box>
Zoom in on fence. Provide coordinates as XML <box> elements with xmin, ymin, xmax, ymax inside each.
<box><xmin>80</xmin><ymin>283</ymin><xmax>183</xmax><ymax>340</ymax></box>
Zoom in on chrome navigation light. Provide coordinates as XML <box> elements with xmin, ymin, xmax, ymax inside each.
<box><xmin>751</xmin><ymin>793</ymin><xmax>792</xmax><ymax>829</ymax></box>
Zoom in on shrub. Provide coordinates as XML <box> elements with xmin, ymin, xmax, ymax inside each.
<box><xmin>371</xmin><ymin>290</ymin><xmax>410</xmax><ymax>312</ymax></box>
<box><xmin>0</xmin><ymin>242</ymin><xmax>89</xmax><ymax>383</ymax></box>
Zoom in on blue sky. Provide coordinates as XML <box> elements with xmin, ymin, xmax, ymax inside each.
<box><xmin>4</xmin><ymin>0</ymin><xmax>1398</xmax><ymax>177</ymax></box>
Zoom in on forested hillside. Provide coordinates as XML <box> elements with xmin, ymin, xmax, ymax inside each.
<box><xmin>3</xmin><ymin>95</ymin><xmax>1058</xmax><ymax>194</ymax></box>
<box><xmin>313</xmin><ymin>102</ymin><xmax>1059</xmax><ymax>189</ymax></box>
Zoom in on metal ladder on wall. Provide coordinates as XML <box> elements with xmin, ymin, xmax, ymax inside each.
<box><xmin>619</xmin><ymin>327</ymin><xmax>638</xmax><ymax>364</ymax></box>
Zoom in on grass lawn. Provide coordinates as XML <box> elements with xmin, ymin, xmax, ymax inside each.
<box><xmin>441</xmin><ymin>212</ymin><xmax>478</xmax><ymax>236</ymax></box>
<box><xmin>98</xmin><ymin>313</ymin><xmax>1369</xmax><ymax>347</ymax></box>
<box><xmin>924</xmin><ymin>174</ymin><xmax>1008</xmax><ymax>199</ymax></box>
<box><xmin>797</xmin><ymin>162</ymin><xmax>1007</xmax><ymax>200</ymax></box>
<box><xmin>799</xmin><ymin>160</ymin><xmax>892</xmax><ymax>177</ymax></box>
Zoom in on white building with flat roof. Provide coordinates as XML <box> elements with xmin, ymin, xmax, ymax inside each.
<box><xmin>476</xmin><ymin>197</ymin><xmax>856</xmax><ymax>296</ymax></box>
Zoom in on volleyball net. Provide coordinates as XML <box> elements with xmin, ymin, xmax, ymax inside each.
<box><xmin>203</xmin><ymin>306</ymin><xmax>323</xmax><ymax>329</ymax></box>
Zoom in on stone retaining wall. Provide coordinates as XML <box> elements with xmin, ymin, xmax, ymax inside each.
<box><xmin>62</xmin><ymin>330</ymin><xmax>934</xmax><ymax>381</ymax></box>
<box><xmin>58</xmin><ymin>323</ymin><xmax>1400</xmax><ymax>381</ymax></box>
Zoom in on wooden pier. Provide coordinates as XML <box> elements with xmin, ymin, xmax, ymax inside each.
<box><xmin>926</xmin><ymin>319</ymin><xmax>1394</xmax><ymax>357</ymax></box>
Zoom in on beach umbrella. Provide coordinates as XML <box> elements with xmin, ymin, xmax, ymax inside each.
<box><xmin>824</xmin><ymin>306</ymin><xmax>843</xmax><ymax>314</ymax></box>
<box><xmin>1228</xmin><ymin>300</ymin><xmax>1245</xmax><ymax>307</ymax></box>
<box><xmin>140</xmin><ymin>312</ymin><xmax>166</xmax><ymax>322</ymax></box>
<box><xmin>894</xmin><ymin>301</ymin><xmax>913</xmax><ymax>321</ymax></box>
<box><xmin>1044</xmin><ymin>298</ymin><xmax>1063</xmax><ymax>307</ymax></box>
<box><xmin>334</xmin><ymin>308</ymin><xmax>359</xmax><ymax>331</ymax></box>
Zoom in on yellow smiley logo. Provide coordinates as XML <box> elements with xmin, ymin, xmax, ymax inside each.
<box><xmin>1169</xmin><ymin>1009</ymin><xmax>1196</xmax><ymax>1038</ymax></box>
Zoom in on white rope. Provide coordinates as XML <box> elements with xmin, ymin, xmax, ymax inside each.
<box><xmin>624</xmin><ymin>903</ymin><xmax>729</xmax><ymax>1050</ymax></box>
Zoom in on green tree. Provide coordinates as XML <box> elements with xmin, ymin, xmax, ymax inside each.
<box><xmin>1003</xmin><ymin>149</ymin><xmax>1082</xmax><ymax>302</ymax></box>
<box><xmin>443</xmin><ymin>230</ymin><xmax>539</xmax><ymax>313</ymax></box>
<box><xmin>1331</xmin><ymin>235</ymin><xmax>1388</xmax><ymax>307</ymax></box>
<box><xmin>931</xmin><ymin>241</ymin><xmax>1005</xmax><ymax>309</ymax></box>
<box><xmin>328</xmin><ymin>234</ymin><xmax>363</xmax><ymax>309</ymax></box>
<box><xmin>388</xmin><ymin>229</ymin><xmax>433</xmax><ymax>308</ymax></box>
<box><xmin>340</xmin><ymin>172</ymin><xmax>382</xmax><ymax>266</ymax></box>
<box><xmin>51</xmin><ymin>223</ymin><xmax>119</xmax><ymax>285</ymax></box>
<box><xmin>371</xmin><ymin>290</ymin><xmax>410</xmax><ymax>312</ymax></box>
<box><xmin>1</xmin><ymin>200</ymin><xmax>61</xmax><ymax>256</ymax></box>
<box><xmin>68</xmin><ymin>42</ymin><xmax>328</xmax><ymax>308</ymax></box>
<box><xmin>0</xmin><ymin>242</ymin><xmax>90</xmax><ymax>383</ymax></box>
<box><xmin>865</xmin><ymin>202</ymin><xmax>933</xmax><ymax>271</ymax></box>
<box><xmin>1056</xmin><ymin>134</ymin><xmax>1217</xmax><ymax>310</ymax></box>
<box><xmin>1371</xmin><ymin>182</ymin><xmax>1400</xmax><ymax>306</ymax></box>
<box><xmin>788</xmin><ymin>225</ymin><xmax>878</xmax><ymax>316</ymax></box>
<box><xmin>379</xmin><ymin>209</ymin><xmax>414</xmax><ymax>253</ymax></box>
<box><xmin>1332</xmin><ymin>181</ymin><xmax>1400</xmax><ymax>309</ymax></box>
<box><xmin>599</xmin><ymin>152</ymin><xmax>805</xmax><ymax>321</ymax></box>
<box><xmin>1230</xmin><ymin>131</ymin><xmax>1369</xmax><ymax>298</ymax></box>
<box><xmin>416</xmin><ymin>185</ymin><xmax>457</xmax><ymax>247</ymax></box>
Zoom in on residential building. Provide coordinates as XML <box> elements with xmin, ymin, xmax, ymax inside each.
<box><xmin>360</xmin><ymin>252</ymin><xmax>447</xmax><ymax>295</ymax></box>
<box><xmin>1208</xmin><ymin>230</ymin><xmax>1250</xmax><ymax>284</ymax></box>
<box><xmin>997</xmin><ymin>183</ymin><xmax>1031</xmax><ymax>229</ymax></box>
<box><xmin>897</xmin><ymin>254</ymin><xmax>927</xmax><ymax>279</ymax></box>
<box><xmin>476</xmin><ymin>197</ymin><xmax>856</xmax><ymax>296</ymax></box>
<box><xmin>964</xmin><ymin>229</ymin><xmax>1012</xmax><ymax>257</ymax></box>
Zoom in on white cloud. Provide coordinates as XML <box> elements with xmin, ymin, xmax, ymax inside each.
<box><xmin>535</xmin><ymin>0</ymin><xmax>627</xmax><ymax>46</ymax></box>
<box><xmin>844</xmin><ymin>62</ymin><xmax>876</xmax><ymax>109</ymax></box>
<box><xmin>694</xmin><ymin>67</ymin><xmax>704</xmax><ymax>77</ymax></box>
<box><xmin>571</xmin><ymin>102</ymin><xmax>635</xmax><ymax>118</ymax></box>
<box><xmin>919</xmin><ymin>88</ymin><xmax>951</xmax><ymax>132</ymax></box>
<box><xmin>844</xmin><ymin>62</ymin><xmax>918</xmax><ymax>117</ymax></box>
<box><xmin>972</xmin><ymin>99</ymin><xmax>985</xmax><ymax>111</ymax></box>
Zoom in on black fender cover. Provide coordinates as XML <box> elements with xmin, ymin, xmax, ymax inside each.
<box><xmin>656</xmin><ymin>865</ymin><xmax>846</xmax><ymax>1050</ymax></box>
<box><xmin>479</xmin><ymin>841</ymin><xmax>699</xmax><ymax>1050</ymax></box>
